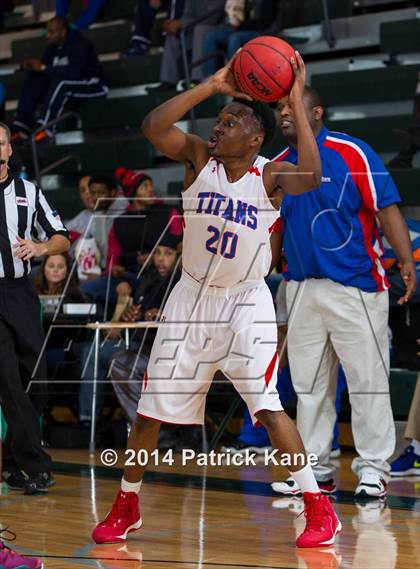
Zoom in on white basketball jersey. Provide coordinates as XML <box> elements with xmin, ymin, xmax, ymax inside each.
<box><xmin>182</xmin><ymin>156</ymin><xmax>279</xmax><ymax>288</ymax></box>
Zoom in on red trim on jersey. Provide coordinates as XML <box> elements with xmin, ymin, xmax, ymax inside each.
<box><xmin>248</xmin><ymin>166</ymin><xmax>261</xmax><ymax>176</ymax></box>
<box><xmin>269</xmin><ymin>217</ymin><xmax>283</xmax><ymax>234</ymax></box>
<box><xmin>324</xmin><ymin>137</ymin><xmax>386</xmax><ymax>289</ymax></box>
<box><xmin>265</xmin><ymin>352</ymin><xmax>278</xmax><ymax>387</ymax></box>
<box><xmin>273</xmin><ymin>148</ymin><xmax>290</xmax><ymax>162</ymax></box>
<box><xmin>324</xmin><ymin>137</ymin><xmax>376</xmax><ymax>211</ymax></box>
<box><xmin>143</xmin><ymin>371</ymin><xmax>148</xmax><ymax>391</ymax></box>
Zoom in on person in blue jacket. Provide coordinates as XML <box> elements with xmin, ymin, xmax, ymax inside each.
<box><xmin>11</xmin><ymin>16</ymin><xmax>108</xmax><ymax>142</ymax></box>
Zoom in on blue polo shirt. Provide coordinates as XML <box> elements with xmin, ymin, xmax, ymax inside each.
<box><xmin>273</xmin><ymin>127</ymin><xmax>401</xmax><ymax>292</ymax></box>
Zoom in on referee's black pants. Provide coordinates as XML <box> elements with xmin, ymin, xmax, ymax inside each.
<box><xmin>0</xmin><ymin>277</ymin><xmax>52</xmax><ymax>475</ymax></box>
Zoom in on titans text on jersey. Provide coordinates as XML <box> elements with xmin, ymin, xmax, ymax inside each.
<box><xmin>195</xmin><ymin>192</ymin><xmax>258</xmax><ymax>230</ymax></box>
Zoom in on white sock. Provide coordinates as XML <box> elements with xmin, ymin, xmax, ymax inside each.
<box><xmin>411</xmin><ymin>439</ymin><xmax>420</xmax><ymax>455</ymax></box>
<box><xmin>121</xmin><ymin>478</ymin><xmax>142</xmax><ymax>494</ymax></box>
<box><xmin>290</xmin><ymin>464</ymin><xmax>320</xmax><ymax>494</ymax></box>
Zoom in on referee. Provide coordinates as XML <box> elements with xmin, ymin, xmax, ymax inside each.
<box><xmin>0</xmin><ymin>122</ymin><xmax>70</xmax><ymax>494</ymax></box>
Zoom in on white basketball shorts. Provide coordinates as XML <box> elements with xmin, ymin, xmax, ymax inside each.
<box><xmin>137</xmin><ymin>272</ymin><xmax>283</xmax><ymax>425</ymax></box>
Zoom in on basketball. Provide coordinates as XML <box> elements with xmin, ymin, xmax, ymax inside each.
<box><xmin>232</xmin><ymin>36</ymin><xmax>296</xmax><ymax>102</ymax></box>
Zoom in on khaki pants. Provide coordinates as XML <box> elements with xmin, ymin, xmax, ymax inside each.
<box><xmin>287</xmin><ymin>279</ymin><xmax>395</xmax><ymax>482</ymax></box>
<box><xmin>405</xmin><ymin>375</ymin><xmax>420</xmax><ymax>440</ymax></box>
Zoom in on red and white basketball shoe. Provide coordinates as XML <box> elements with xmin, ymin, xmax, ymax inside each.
<box><xmin>92</xmin><ymin>491</ymin><xmax>142</xmax><ymax>544</ymax></box>
<box><xmin>296</xmin><ymin>492</ymin><xmax>342</xmax><ymax>548</ymax></box>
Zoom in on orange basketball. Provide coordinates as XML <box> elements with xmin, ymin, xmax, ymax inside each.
<box><xmin>232</xmin><ymin>36</ymin><xmax>296</xmax><ymax>102</ymax></box>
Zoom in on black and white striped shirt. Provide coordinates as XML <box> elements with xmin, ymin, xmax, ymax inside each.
<box><xmin>0</xmin><ymin>174</ymin><xmax>70</xmax><ymax>278</ymax></box>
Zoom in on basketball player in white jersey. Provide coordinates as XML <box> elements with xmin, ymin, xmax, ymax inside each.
<box><xmin>92</xmin><ymin>52</ymin><xmax>341</xmax><ymax>549</ymax></box>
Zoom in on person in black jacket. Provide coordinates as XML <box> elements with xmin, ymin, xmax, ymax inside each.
<box><xmin>11</xmin><ymin>16</ymin><xmax>108</xmax><ymax>142</ymax></box>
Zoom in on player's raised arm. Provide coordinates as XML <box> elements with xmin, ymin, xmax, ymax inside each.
<box><xmin>141</xmin><ymin>60</ymin><xmax>250</xmax><ymax>168</ymax></box>
<box><xmin>265</xmin><ymin>52</ymin><xmax>322</xmax><ymax>197</ymax></box>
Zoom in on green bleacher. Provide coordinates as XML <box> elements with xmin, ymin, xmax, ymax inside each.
<box><xmin>44</xmin><ymin>186</ymin><xmax>84</xmax><ymax>220</ymax></box>
<box><xmin>102</xmin><ymin>55</ymin><xmax>162</xmax><ymax>88</ymax></box>
<box><xmin>299</xmin><ymin>0</ymin><xmax>353</xmax><ymax>25</ymax></box>
<box><xmin>391</xmin><ymin>170</ymin><xmax>420</xmax><ymax>207</ymax></box>
<box><xmin>79</xmin><ymin>93</ymin><xmax>224</xmax><ymax>130</ymax></box>
<box><xmin>21</xmin><ymin>137</ymin><xmax>155</xmax><ymax>174</ymax></box>
<box><xmin>311</xmin><ymin>64</ymin><xmax>420</xmax><ymax>107</ymax></box>
<box><xmin>11</xmin><ymin>23</ymin><xmax>132</xmax><ymax>61</ymax></box>
<box><xmin>98</xmin><ymin>0</ymin><xmax>137</xmax><ymax>21</ymax></box>
<box><xmin>380</xmin><ymin>19</ymin><xmax>420</xmax><ymax>55</ymax></box>
<box><xmin>328</xmin><ymin>115</ymin><xmax>411</xmax><ymax>152</ymax></box>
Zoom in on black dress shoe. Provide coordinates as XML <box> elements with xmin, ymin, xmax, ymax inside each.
<box><xmin>24</xmin><ymin>472</ymin><xmax>56</xmax><ymax>495</ymax></box>
<box><xmin>2</xmin><ymin>470</ymin><xmax>30</xmax><ymax>490</ymax></box>
<box><xmin>146</xmin><ymin>82</ymin><xmax>176</xmax><ymax>93</ymax></box>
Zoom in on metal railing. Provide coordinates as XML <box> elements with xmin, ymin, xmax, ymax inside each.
<box><xmin>321</xmin><ymin>0</ymin><xmax>336</xmax><ymax>49</ymax></box>
<box><xmin>31</xmin><ymin>111</ymin><xmax>82</xmax><ymax>186</ymax></box>
<box><xmin>179</xmin><ymin>8</ymin><xmax>225</xmax><ymax>134</ymax></box>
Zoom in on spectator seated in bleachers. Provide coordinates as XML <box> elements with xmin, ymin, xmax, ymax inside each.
<box><xmin>11</xmin><ymin>16</ymin><xmax>108</xmax><ymax>143</ymax></box>
<box><xmin>80</xmin><ymin>169</ymin><xmax>182</xmax><ymax>307</ymax></box>
<box><xmin>202</xmin><ymin>0</ymin><xmax>282</xmax><ymax>79</ymax></box>
<box><xmin>146</xmin><ymin>0</ymin><xmax>225</xmax><ymax>93</ymax></box>
<box><xmin>34</xmin><ymin>252</ymin><xmax>85</xmax><ymax>303</ymax></box>
<box><xmin>66</xmin><ymin>174</ymin><xmax>94</xmax><ymax>250</ymax></box>
<box><xmin>124</xmin><ymin>0</ymin><xmax>185</xmax><ymax>58</ymax></box>
<box><xmin>56</xmin><ymin>0</ymin><xmax>107</xmax><ymax>30</ymax></box>
<box><xmin>33</xmin><ymin>253</ymin><xmax>86</xmax><ymax>379</ymax></box>
<box><xmin>79</xmin><ymin>235</ymin><xmax>181</xmax><ymax>426</ymax></box>
<box><xmin>389</xmin><ymin>71</ymin><xmax>420</xmax><ymax>169</ymax></box>
<box><xmin>77</xmin><ymin>174</ymin><xmax>128</xmax><ymax>285</ymax></box>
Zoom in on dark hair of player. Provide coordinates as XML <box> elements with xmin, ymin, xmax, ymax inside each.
<box><xmin>232</xmin><ymin>98</ymin><xmax>276</xmax><ymax>146</ymax></box>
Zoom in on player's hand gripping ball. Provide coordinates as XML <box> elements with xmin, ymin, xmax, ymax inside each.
<box><xmin>232</xmin><ymin>36</ymin><xmax>296</xmax><ymax>102</ymax></box>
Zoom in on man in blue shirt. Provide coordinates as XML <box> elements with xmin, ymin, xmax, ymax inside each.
<box><xmin>272</xmin><ymin>86</ymin><xmax>417</xmax><ymax>499</ymax></box>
